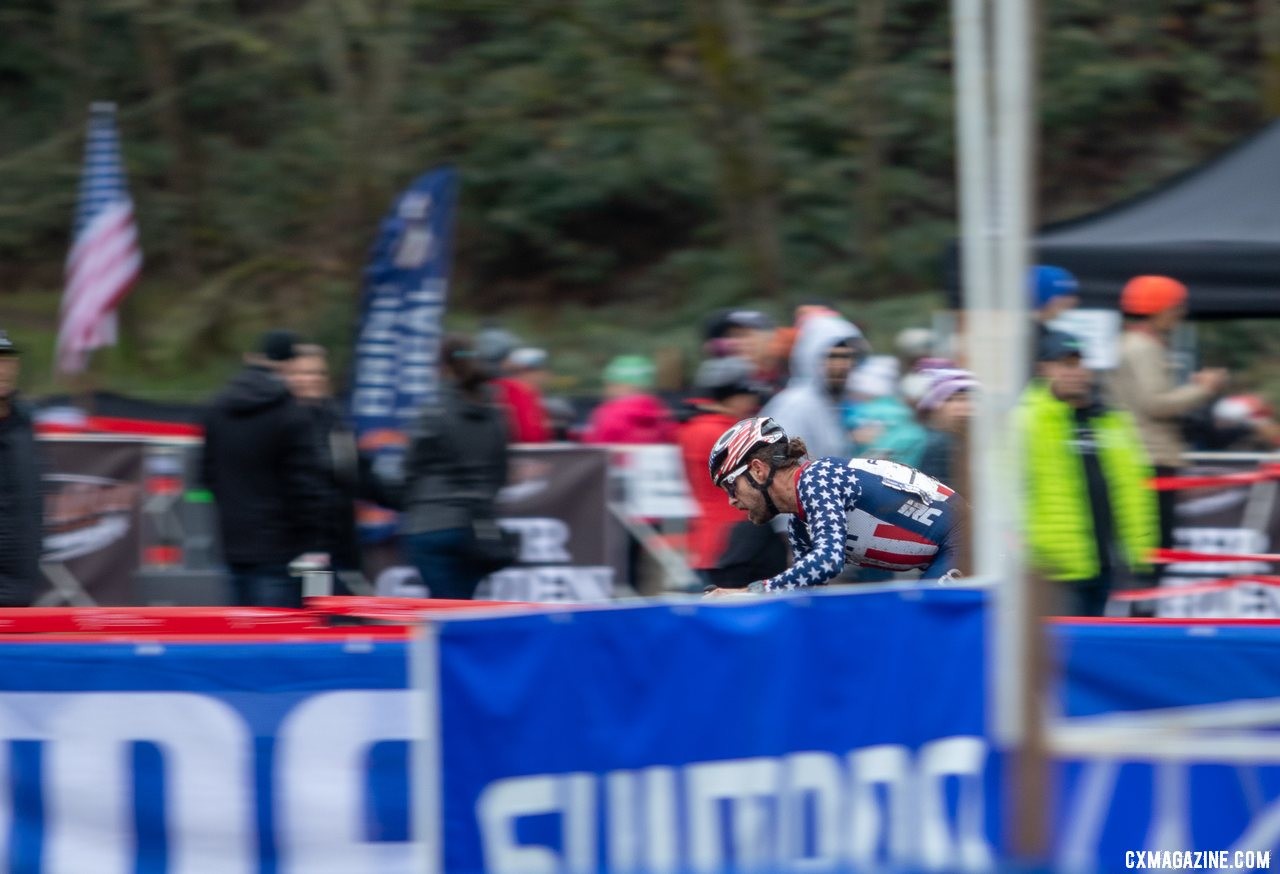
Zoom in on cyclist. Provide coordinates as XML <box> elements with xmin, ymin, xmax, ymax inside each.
<box><xmin>705</xmin><ymin>416</ymin><xmax>966</xmax><ymax>594</ymax></box>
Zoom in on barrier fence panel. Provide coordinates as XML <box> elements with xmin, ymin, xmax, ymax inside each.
<box><xmin>432</xmin><ymin>587</ymin><xmax>995</xmax><ymax>873</ymax></box>
<box><xmin>0</xmin><ymin>635</ymin><xmax>419</xmax><ymax>873</ymax></box>
<box><xmin>38</xmin><ymin>438</ymin><xmax>146</xmax><ymax>606</ymax></box>
<box><xmin>1154</xmin><ymin>455</ymin><xmax>1280</xmax><ymax>617</ymax></box>
<box><xmin>38</xmin><ymin>438</ymin><xmax>624</xmax><ymax>606</ymax></box>
<box><xmin>1050</xmin><ymin>620</ymin><xmax>1280</xmax><ymax>870</ymax></box>
<box><xmin>0</xmin><ymin>593</ymin><xmax>1279</xmax><ymax>870</ymax></box>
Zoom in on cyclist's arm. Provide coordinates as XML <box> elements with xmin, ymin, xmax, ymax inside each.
<box><xmin>759</xmin><ymin>460</ymin><xmax>853</xmax><ymax>592</ymax></box>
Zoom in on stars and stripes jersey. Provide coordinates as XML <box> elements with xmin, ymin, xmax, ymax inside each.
<box><xmin>760</xmin><ymin>456</ymin><xmax>963</xmax><ymax>592</ymax></box>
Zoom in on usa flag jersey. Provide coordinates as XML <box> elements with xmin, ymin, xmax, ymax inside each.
<box><xmin>761</xmin><ymin>457</ymin><xmax>964</xmax><ymax>592</ymax></box>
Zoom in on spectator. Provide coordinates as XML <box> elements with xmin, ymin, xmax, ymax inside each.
<box><xmin>845</xmin><ymin>355</ymin><xmax>927</xmax><ymax>466</ymax></box>
<box><xmin>915</xmin><ymin>367</ymin><xmax>978</xmax><ymax>484</ymax></box>
<box><xmin>1020</xmin><ymin>331</ymin><xmax>1157</xmax><ymax>616</ymax></box>
<box><xmin>495</xmin><ymin>346</ymin><xmax>552</xmax><ymax>444</ymax></box>
<box><xmin>0</xmin><ymin>331</ymin><xmax>41</xmax><ymax>607</ymax></box>
<box><xmin>474</xmin><ymin>327</ymin><xmax>549</xmax><ymax>444</ymax></box>
<box><xmin>200</xmin><ymin>329</ymin><xmax>329</xmax><ymax>607</ymax></box>
<box><xmin>703</xmin><ymin>308</ymin><xmax>783</xmax><ymax>391</ymax></box>
<box><xmin>396</xmin><ymin>334</ymin><xmax>511</xmax><ymax>599</ymax></box>
<box><xmin>1108</xmin><ymin>275</ymin><xmax>1229</xmax><ymax>549</ymax></box>
<box><xmin>1183</xmin><ymin>394</ymin><xmax>1280</xmax><ymax>452</ymax></box>
<box><xmin>582</xmin><ymin>355</ymin><xmax>676</xmax><ymax>444</ymax></box>
<box><xmin>762</xmin><ymin>313</ymin><xmax>866</xmax><ymax>460</ymax></box>
<box><xmin>1029</xmin><ymin>264</ymin><xmax>1080</xmax><ymax>345</ymax></box>
<box><xmin>283</xmin><ymin>344</ymin><xmax>382</xmax><ymax>594</ymax></box>
<box><xmin>677</xmin><ymin>357</ymin><xmax>784</xmax><ymax>586</ymax></box>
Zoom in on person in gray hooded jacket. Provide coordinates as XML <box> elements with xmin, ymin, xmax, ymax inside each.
<box><xmin>761</xmin><ymin>312</ymin><xmax>867</xmax><ymax>461</ymax></box>
<box><xmin>396</xmin><ymin>333</ymin><xmax>511</xmax><ymax>599</ymax></box>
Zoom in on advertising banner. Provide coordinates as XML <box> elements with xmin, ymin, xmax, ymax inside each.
<box><xmin>434</xmin><ymin>587</ymin><xmax>993</xmax><ymax>873</ymax></box>
<box><xmin>1159</xmin><ymin>458</ymin><xmax>1280</xmax><ymax>616</ymax></box>
<box><xmin>349</xmin><ymin>166</ymin><xmax>458</xmax><ymax>543</ymax></box>
<box><xmin>0</xmin><ymin>638</ymin><xmax>417</xmax><ymax>874</ymax></box>
<box><xmin>477</xmin><ymin>446</ymin><xmax>620</xmax><ymax>602</ymax></box>
<box><xmin>37</xmin><ymin>439</ymin><xmax>144</xmax><ymax>606</ymax></box>
<box><xmin>373</xmin><ymin>446</ymin><xmax>621</xmax><ymax>603</ymax></box>
<box><xmin>1053</xmin><ymin>621</ymin><xmax>1280</xmax><ymax>870</ymax></box>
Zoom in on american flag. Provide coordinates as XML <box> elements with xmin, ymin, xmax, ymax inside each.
<box><xmin>57</xmin><ymin>102</ymin><xmax>142</xmax><ymax>375</ymax></box>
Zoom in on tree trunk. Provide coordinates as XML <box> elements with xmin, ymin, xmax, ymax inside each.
<box><xmin>133</xmin><ymin>5</ymin><xmax>200</xmax><ymax>283</ymax></box>
<box><xmin>689</xmin><ymin>0</ymin><xmax>783</xmax><ymax>299</ymax></box>
<box><xmin>56</xmin><ymin>0</ymin><xmax>89</xmax><ymax>129</ymax></box>
<box><xmin>1263</xmin><ymin>0</ymin><xmax>1280</xmax><ymax>117</ymax></box>
<box><xmin>852</xmin><ymin>0</ymin><xmax>887</xmax><ymax>297</ymax></box>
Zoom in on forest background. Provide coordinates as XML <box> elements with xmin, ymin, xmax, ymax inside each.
<box><xmin>3</xmin><ymin>0</ymin><xmax>1280</xmax><ymax>401</ymax></box>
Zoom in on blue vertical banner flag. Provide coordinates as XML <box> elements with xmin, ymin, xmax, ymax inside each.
<box><xmin>350</xmin><ymin>167</ymin><xmax>459</xmax><ymax>542</ymax></box>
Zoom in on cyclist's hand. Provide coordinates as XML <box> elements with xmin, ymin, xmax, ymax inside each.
<box><xmin>703</xmin><ymin>586</ymin><xmax>756</xmax><ymax>598</ymax></box>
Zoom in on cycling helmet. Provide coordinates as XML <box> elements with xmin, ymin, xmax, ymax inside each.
<box><xmin>708</xmin><ymin>416</ymin><xmax>788</xmax><ymax>491</ymax></box>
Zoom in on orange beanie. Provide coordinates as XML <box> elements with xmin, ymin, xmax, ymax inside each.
<box><xmin>1120</xmin><ymin>275</ymin><xmax>1188</xmax><ymax>316</ymax></box>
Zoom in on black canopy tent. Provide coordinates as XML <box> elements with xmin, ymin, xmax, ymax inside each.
<box><xmin>947</xmin><ymin>120</ymin><xmax>1280</xmax><ymax>319</ymax></box>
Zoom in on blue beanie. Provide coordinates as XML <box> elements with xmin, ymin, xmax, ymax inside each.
<box><xmin>1029</xmin><ymin>265</ymin><xmax>1079</xmax><ymax>309</ymax></box>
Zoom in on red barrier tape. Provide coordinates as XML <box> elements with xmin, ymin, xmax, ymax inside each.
<box><xmin>1050</xmin><ymin>616</ymin><xmax>1280</xmax><ymax>626</ymax></box>
<box><xmin>304</xmin><ymin>595</ymin><xmax>543</xmax><ymax>623</ymax></box>
<box><xmin>1111</xmin><ymin>576</ymin><xmax>1280</xmax><ymax>602</ymax></box>
<box><xmin>0</xmin><ymin>600</ymin><xmax>548</xmax><ymax>638</ymax></box>
<box><xmin>1150</xmin><ymin>548</ymin><xmax>1280</xmax><ymax>564</ymax></box>
<box><xmin>1150</xmin><ymin>464</ymin><xmax>1280</xmax><ymax>492</ymax></box>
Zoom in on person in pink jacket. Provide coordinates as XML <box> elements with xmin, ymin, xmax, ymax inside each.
<box><xmin>582</xmin><ymin>355</ymin><xmax>676</xmax><ymax>444</ymax></box>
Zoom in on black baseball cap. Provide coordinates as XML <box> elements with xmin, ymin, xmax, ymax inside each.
<box><xmin>704</xmin><ymin>309</ymin><xmax>775</xmax><ymax>341</ymax></box>
<box><xmin>259</xmin><ymin>329</ymin><xmax>300</xmax><ymax>362</ymax></box>
<box><xmin>1038</xmin><ymin>330</ymin><xmax>1084</xmax><ymax>362</ymax></box>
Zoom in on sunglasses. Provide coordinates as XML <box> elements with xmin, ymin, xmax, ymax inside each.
<box><xmin>720</xmin><ymin>464</ymin><xmax>749</xmax><ymax>497</ymax></box>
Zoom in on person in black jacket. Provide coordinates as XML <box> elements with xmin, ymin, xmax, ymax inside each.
<box><xmin>394</xmin><ymin>333</ymin><xmax>511</xmax><ymax>600</ymax></box>
<box><xmin>0</xmin><ymin>331</ymin><xmax>42</xmax><ymax>607</ymax></box>
<box><xmin>200</xmin><ymin>330</ymin><xmax>329</xmax><ymax>607</ymax></box>
<box><xmin>284</xmin><ymin>343</ymin><xmax>383</xmax><ymax>594</ymax></box>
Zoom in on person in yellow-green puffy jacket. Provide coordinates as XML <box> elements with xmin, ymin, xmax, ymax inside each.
<box><xmin>1019</xmin><ymin>331</ymin><xmax>1158</xmax><ymax>616</ymax></box>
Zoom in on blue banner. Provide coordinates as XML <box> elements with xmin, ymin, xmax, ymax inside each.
<box><xmin>435</xmin><ymin>587</ymin><xmax>994</xmax><ymax>873</ymax></box>
<box><xmin>350</xmin><ymin>166</ymin><xmax>459</xmax><ymax>542</ymax></box>
<box><xmin>1052</xmin><ymin>622</ymin><xmax>1280</xmax><ymax>871</ymax></box>
<box><xmin>0</xmin><ymin>640</ymin><xmax>415</xmax><ymax>874</ymax></box>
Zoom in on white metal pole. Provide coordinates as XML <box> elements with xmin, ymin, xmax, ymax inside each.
<box><xmin>988</xmin><ymin>0</ymin><xmax>1033</xmax><ymax>747</ymax></box>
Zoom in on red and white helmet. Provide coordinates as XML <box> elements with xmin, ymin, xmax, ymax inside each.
<box><xmin>708</xmin><ymin>416</ymin><xmax>788</xmax><ymax>490</ymax></box>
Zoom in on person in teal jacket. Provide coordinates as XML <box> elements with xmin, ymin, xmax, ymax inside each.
<box><xmin>1018</xmin><ymin>331</ymin><xmax>1158</xmax><ymax>616</ymax></box>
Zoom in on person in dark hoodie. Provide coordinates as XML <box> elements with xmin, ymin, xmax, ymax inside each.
<box><xmin>200</xmin><ymin>329</ymin><xmax>329</xmax><ymax>607</ymax></box>
<box><xmin>283</xmin><ymin>343</ymin><xmax>378</xmax><ymax>594</ymax></box>
<box><xmin>0</xmin><ymin>330</ymin><xmax>42</xmax><ymax>607</ymax></box>
<box><xmin>394</xmin><ymin>333</ymin><xmax>511</xmax><ymax>599</ymax></box>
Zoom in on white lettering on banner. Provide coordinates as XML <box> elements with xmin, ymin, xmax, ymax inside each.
<box><xmin>478</xmin><ymin>774</ymin><xmax>596</xmax><ymax>874</ymax></box>
<box><xmin>687</xmin><ymin>758</ymin><xmax>780</xmax><ymax>872</ymax></box>
<box><xmin>848</xmin><ymin>745</ymin><xmax>912</xmax><ymax>866</ymax></box>
<box><xmin>781</xmin><ymin>752</ymin><xmax>842</xmax><ymax>869</ymax></box>
<box><xmin>604</xmin><ymin>768</ymin><xmax>678</xmax><ymax>874</ymax></box>
<box><xmin>352</xmin><ymin>386</ymin><xmax>396</xmax><ymax>419</ymax></box>
<box><xmin>1167</xmin><ymin>528</ymin><xmax>1271</xmax><ymax>575</ymax></box>
<box><xmin>501</xmin><ymin>518</ymin><xmax>572</xmax><ymax>564</ymax></box>
<box><xmin>0</xmin><ymin>692</ymin><xmax>253</xmax><ymax>874</ymax></box>
<box><xmin>276</xmin><ymin>690</ymin><xmax>423</xmax><ymax>874</ymax></box>
<box><xmin>478</xmin><ymin>567</ymin><xmax>615</xmax><ymax>603</ymax></box>
<box><xmin>476</xmin><ymin>736</ymin><xmax>993</xmax><ymax>873</ymax></box>
<box><xmin>0</xmin><ymin>690</ymin><xmax>421</xmax><ymax>874</ymax></box>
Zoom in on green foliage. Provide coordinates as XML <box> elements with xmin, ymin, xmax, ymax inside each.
<box><xmin>0</xmin><ymin>0</ymin><xmax>1276</xmax><ymax>400</ymax></box>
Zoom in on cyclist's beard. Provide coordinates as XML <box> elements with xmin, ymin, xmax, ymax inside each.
<box><xmin>746</xmin><ymin>494</ymin><xmax>777</xmax><ymax>525</ymax></box>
